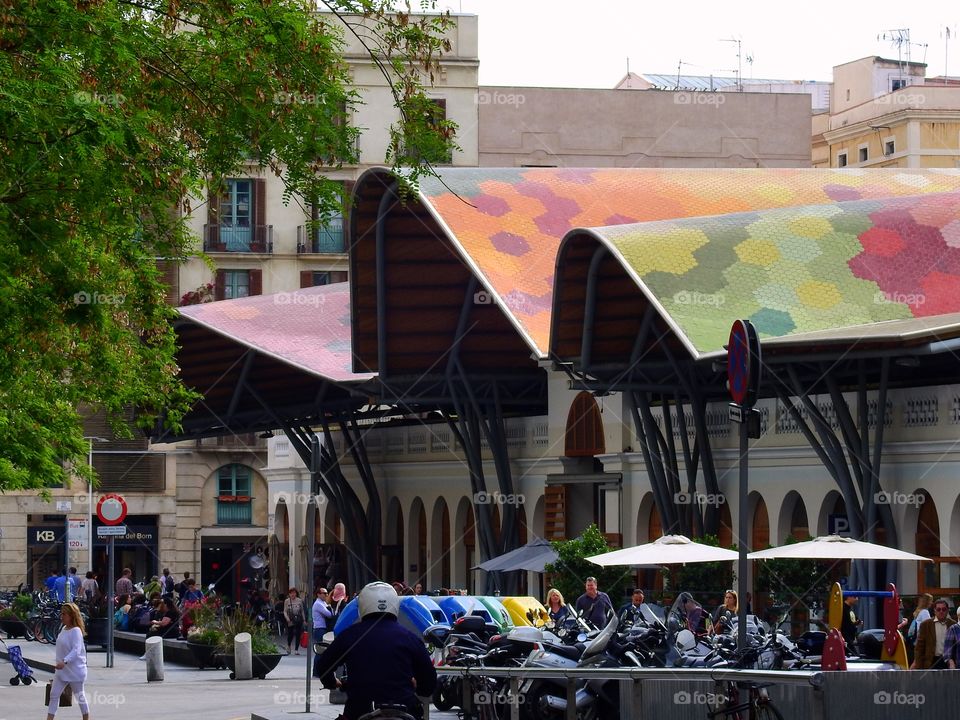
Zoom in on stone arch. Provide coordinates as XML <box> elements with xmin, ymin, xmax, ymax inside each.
<box><xmin>453</xmin><ymin>497</ymin><xmax>476</xmax><ymax>593</ymax></box>
<box><xmin>636</xmin><ymin>493</ymin><xmax>656</xmax><ymax>544</ymax></box>
<box><xmin>950</xmin><ymin>493</ymin><xmax>960</xmax><ymax>560</ymax></box>
<box><xmin>565</xmin><ymin>391</ymin><xmax>605</xmax><ymax>457</ymax></box>
<box><xmin>749</xmin><ymin>493</ymin><xmax>770</xmax><ymax>550</ymax></box>
<box><xmin>914</xmin><ymin>489</ymin><xmax>940</xmax><ymax>558</ymax></box>
<box><xmin>272</xmin><ymin>498</ymin><xmax>290</xmax><ymax>596</ymax></box>
<box><xmin>777</xmin><ymin>491</ymin><xmax>810</xmax><ymax>544</ymax></box>
<box><xmin>430</xmin><ymin>497</ymin><xmax>451</xmax><ymax>589</ymax></box>
<box><xmin>407</xmin><ymin>498</ymin><xmax>426</xmax><ymax>587</ymax></box>
<box><xmin>202</xmin><ymin>463</ymin><xmax>269</xmax><ymax>528</ymax></box>
<box><xmin>718</xmin><ymin>502</ymin><xmax>733</xmax><ymax>548</ymax></box>
<box><xmin>322</xmin><ymin>498</ymin><xmax>342</xmax><ymax>544</ymax></box>
<box><xmin>383</xmin><ymin>497</ymin><xmax>404</xmax><ymax>584</ymax></box>
<box><xmin>816</xmin><ymin>490</ymin><xmax>846</xmax><ymax>537</ymax></box>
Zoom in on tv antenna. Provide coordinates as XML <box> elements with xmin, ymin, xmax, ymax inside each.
<box><xmin>879</xmin><ymin>28</ymin><xmax>928</xmax><ymax>86</ymax></box>
<box><xmin>720</xmin><ymin>37</ymin><xmax>743</xmax><ymax>91</ymax></box>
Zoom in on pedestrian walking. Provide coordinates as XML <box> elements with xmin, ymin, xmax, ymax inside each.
<box><xmin>911</xmin><ymin>598</ymin><xmax>956</xmax><ymax>669</ymax></box>
<box><xmin>329</xmin><ymin>583</ymin><xmax>348</xmax><ymax>624</ymax></box>
<box><xmin>283</xmin><ymin>588</ymin><xmax>305</xmax><ymax>655</ymax></box>
<box><xmin>46</xmin><ymin>602</ymin><xmax>90</xmax><ymax>720</ymax></box>
<box><xmin>574</xmin><ymin>577</ymin><xmax>614</xmax><ymax>629</ymax></box>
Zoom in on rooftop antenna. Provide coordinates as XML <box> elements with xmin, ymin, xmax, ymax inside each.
<box><xmin>942</xmin><ymin>26</ymin><xmax>956</xmax><ymax>79</ymax></box>
<box><xmin>879</xmin><ymin>28</ymin><xmax>928</xmax><ymax>86</ymax></box>
<box><xmin>720</xmin><ymin>37</ymin><xmax>743</xmax><ymax>91</ymax></box>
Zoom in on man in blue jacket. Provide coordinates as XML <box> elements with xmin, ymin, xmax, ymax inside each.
<box><xmin>315</xmin><ymin>581</ymin><xmax>436</xmax><ymax>720</ymax></box>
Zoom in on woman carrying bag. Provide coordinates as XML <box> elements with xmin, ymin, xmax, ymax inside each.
<box><xmin>283</xmin><ymin>587</ymin><xmax>306</xmax><ymax>655</ymax></box>
<box><xmin>46</xmin><ymin>602</ymin><xmax>89</xmax><ymax>720</ymax></box>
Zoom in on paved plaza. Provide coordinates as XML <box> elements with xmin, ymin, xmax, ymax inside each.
<box><xmin>0</xmin><ymin>639</ymin><xmax>458</xmax><ymax>720</ymax></box>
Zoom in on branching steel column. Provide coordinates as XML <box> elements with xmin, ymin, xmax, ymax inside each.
<box><xmin>226</xmin><ymin>351</ymin><xmax>256</xmax><ymax>421</ymax></box>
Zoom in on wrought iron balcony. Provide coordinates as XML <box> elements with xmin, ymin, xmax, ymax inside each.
<box><xmin>203</xmin><ymin>224</ymin><xmax>273</xmax><ymax>253</ymax></box>
<box><xmin>297</xmin><ymin>221</ymin><xmax>346</xmax><ymax>254</ymax></box>
<box><xmin>216</xmin><ymin>495</ymin><xmax>253</xmax><ymax>525</ymax></box>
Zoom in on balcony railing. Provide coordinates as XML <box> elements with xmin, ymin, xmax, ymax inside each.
<box><xmin>297</xmin><ymin>221</ymin><xmax>345</xmax><ymax>254</ymax></box>
<box><xmin>203</xmin><ymin>224</ymin><xmax>273</xmax><ymax>253</ymax></box>
<box><xmin>216</xmin><ymin>495</ymin><xmax>253</xmax><ymax>525</ymax></box>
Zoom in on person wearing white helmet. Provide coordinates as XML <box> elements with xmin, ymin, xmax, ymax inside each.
<box><xmin>314</xmin><ymin>581</ymin><xmax>436</xmax><ymax>719</ymax></box>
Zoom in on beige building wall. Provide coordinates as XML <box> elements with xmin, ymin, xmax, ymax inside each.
<box><xmin>823</xmin><ymin>88</ymin><xmax>960</xmax><ymax>169</ymax></box>
<box><xmin>831</xmin><ymin>56</ymin><xmax>926</xmax><ymax>114</ymax></box>
<box><xmin>478</xmin><ymin>87</ymin><xmax>812</xmax><ymax>168</ymax></box>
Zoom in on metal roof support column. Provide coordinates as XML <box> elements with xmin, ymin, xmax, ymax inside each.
<box><xmin>660</xmin><ymin>395</ymin><xmax>686</xmax><ymax>536</ymax></box>
<box><xmin>674</xmin><ymin>395</ymin><xmax>703</xmax><ymax>538</ymax></box>
<box><xmin>445</xmin><ymin>277</ymin><xmax>479</xmax><ymax>379</ymax></box>
<box><xmin>581</xmin><ymin>245</ymin><xmax>609</xmax><ymax>373</ymax></box>
<box><xmin>375</xmin><ymin>182</ymin><xmax>397</xmax><ymax>378</ymax></box>
<box><xmin>445</xmin><ymin>387</ymin><xmax>500</xmax><ymax>593</ymax></box>
<box><xmin>226</xmin><ymin>351</ymin><xmax>256</xmax><ymax>421</ymax></box>
<box><xmin>633</xmin><ymin>390</ymin><xmax>679</xmax><ymax>534</ymax></box>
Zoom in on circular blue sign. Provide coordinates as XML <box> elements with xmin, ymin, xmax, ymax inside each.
<box><xmin>728</xmin><ymin>319</ymin><xmax>760</xmax><ymax>408</ymax></box>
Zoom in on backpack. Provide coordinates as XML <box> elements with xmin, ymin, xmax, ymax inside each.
<box><xmin>114</xmin><ymin>608</ymin><xmax>130</xmax><ymax>631</ymax></box>
<box><xmin>164</xmin><ymin>575</ymin><xmax>175</xmax><ymax>594</ymax></box>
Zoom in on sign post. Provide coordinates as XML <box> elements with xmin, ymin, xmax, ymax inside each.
<box><xmin>727</xmin><ymin>319</ymin><xmax>761</xmax><ymax>652</ymax></box>
<box><xmin>97</xmin><ymin>494</ymin><xmax>127</xmax><ymax>669</ymax></box>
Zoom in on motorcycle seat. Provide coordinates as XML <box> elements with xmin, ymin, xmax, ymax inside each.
<box><xmin>543</xmin><ymin>642</ymin><xmax>584</xmax><ymax>661</ymax></box>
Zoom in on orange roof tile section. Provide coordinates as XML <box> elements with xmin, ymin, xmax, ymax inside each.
<box><xmin>419</xmin><ymin>168</ymin><xmax>960</xmax><ymax>354</ymax></box>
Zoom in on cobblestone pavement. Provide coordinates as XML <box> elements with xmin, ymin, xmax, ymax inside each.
<box><xmin>0</xmin><ymin>638</ymin><xmax>461</xmax><ymax>720</ymax></box>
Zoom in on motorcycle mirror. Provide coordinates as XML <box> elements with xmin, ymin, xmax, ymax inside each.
<box><xmin>668</xmin><ymin>615</ymin><xmax>680</xmax><ymax>633</ymax></box>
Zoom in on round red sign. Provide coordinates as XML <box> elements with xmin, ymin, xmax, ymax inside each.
<box><xmin>96</xmin><ymin>493</ymin><xmax>127</xmax><ymax>525</ymax></box>
<box><xmin>727</xmin><ymin>319</ymin><xmax>761</xmax><ymax>408</ymax></box>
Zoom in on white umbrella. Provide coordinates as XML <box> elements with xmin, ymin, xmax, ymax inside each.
<box><xmin>586</xmin><ymin>534</ymin><xmax>739</xmax><ymax>567</ymax></box>
<box><xmin>747</xmin><ymin>535</ymin><xmax>930</xmax><ymax>562</ymax></box>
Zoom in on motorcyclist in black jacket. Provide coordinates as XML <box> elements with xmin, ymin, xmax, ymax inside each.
<box><xmin>314</xmin><ymin>581</ymin><xmax>437</xmax><ymax>720</ymax></box>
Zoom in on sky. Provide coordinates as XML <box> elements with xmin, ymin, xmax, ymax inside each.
<box><xmin>452</xmin><ymin>0</ymin><xmax>959</xmax><ymax>88</ymax></box>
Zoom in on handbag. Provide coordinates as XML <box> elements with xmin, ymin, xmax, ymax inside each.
<box><xmin>300</xmin><ymin>629</ymin><xmax>309</xmax><ymax>648</ymax></box>
<box><xmin>44</xmin><ymin>681</ymin><xmax>73</xmax><ymax>707</ymax></box>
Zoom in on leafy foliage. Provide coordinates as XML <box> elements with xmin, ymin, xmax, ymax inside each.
<box><xmin>544</xmin><ymin>525</ymin><xmax>632</xmax><ymax>609</ymax></box>
<box><xmin>755</xmin><ymin>536</ymin><xmax>825</xmax><ymax>609</ymax></box>
<box><xmin>217</xmin><ymin>610</ymin><xmax>279</xmax><ymax>654</ymax></box>
<box><xmin>0</xmin><ymin>0</ymin><xmax>457</xmax><ymax>491</ymax></box>
<box><xmin>663</xmin><ymin>534</ymin><xmax>735</xmax><ymax>606</ymax></box>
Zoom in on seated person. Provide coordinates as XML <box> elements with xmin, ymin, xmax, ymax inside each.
<box><xmin>711</xmin><ymin>590</ymin><xmax>739</xmax><ymax>635</ymax></box>
<box><xmin>147</xmin><ymin>598</ymin><xmax>181</xmax><ymax>639</ymax></box>
<box><xmin>129</xmin><ymin>596</ymin><xmax>155</xmax><ymax>634</ymax></box>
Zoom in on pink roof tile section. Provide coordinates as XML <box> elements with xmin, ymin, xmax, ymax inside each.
<box><xmin>177</xmin><ymin>283</ymin><xmax>370</xmax><ymax>383</ymax></box>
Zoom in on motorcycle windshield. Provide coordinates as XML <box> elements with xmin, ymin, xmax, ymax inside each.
<box><xmin>582</xmin><ymin>615</ymin><xmax>619</xmax><ymax>658</ymax></box>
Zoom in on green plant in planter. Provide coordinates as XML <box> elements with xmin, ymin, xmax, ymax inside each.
<box><xmin>217</xmin><ymin>611</ymin><xmax>279</xmax><ymax>655</ymax></box>
<box><xmin>12</xmin><ymin>593</ymin><xmax>32</xmax><ymax>620</ymax></box>
<box><xmin>187</xmin><ymin>626</ymin><xmax>224</xmax><ymax>646</ymax></box>
<box><xmin>0</xmin><ymin>607</ymin><xmax>19</xmax><ymax>620</ymax></box>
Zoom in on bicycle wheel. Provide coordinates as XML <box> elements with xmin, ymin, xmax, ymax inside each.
<box><xmin>754</xmin><ymin>700</ymin><xmax>784</xmax><ymax>720</ymax></box>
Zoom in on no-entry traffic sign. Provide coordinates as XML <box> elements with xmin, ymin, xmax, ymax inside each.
<box><xmin>96</xmin><ymin>494</ymin><xmax>127</xmax><ymax>525</ymax></box>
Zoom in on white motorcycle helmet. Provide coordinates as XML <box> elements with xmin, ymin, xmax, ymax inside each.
<box><xmin>358</xmin><ymin>581</ymin><xmax>400</xmax><ymax>619</ymax></box>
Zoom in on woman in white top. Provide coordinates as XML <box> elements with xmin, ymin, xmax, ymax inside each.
<box><xmin>47</xmin><ymin>602</ymin><xmax>89</xmax><ymax>720</ymax></box>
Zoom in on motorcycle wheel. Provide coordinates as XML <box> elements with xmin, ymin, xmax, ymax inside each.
<box><xmin>433</xmin><ymin>679</ymin><xmax>456</xmax><ymax>712</ymax></box>
<box><xmin>525</xmin><ymin>683</ymin><xmax>562</xmax><ymax>720</ymax></box>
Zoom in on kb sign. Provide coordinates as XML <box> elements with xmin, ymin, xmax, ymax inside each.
<box><xmin>28</xmin><ymin>526</ymin><xmax>66</xmax><ymax>546</ymax></box>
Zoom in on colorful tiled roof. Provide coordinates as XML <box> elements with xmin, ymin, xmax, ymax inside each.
<box><xmin>177</xmin><ymin>283</ymin><xmax>369</xmax><ymax>383</ymax></box>
<box><xmin>417</xmin><ymin>168</ymin><xmax>960</xmax><ymax>355</ymax></box>
<box><xmin>577</xmin><ymin>191</ymin><xmax>960</xmax><ymax>357</ymax></box>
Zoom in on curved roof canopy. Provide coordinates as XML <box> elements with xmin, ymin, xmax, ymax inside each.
<box><xmin>352</xmin><ymin>167</ymin><xmax>960</xmax><ymax>372</ymax></box>
<box><xmin>160</xmin><ymin>284</ymin><xmax>371</xmax><ymax>441</ymax></box>
<box><xmin>555</xmin><ymin>191</ymin><xmax>960</xmax><ymax>362</ymax></box>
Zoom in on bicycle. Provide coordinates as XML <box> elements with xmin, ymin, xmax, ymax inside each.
<box><xmin>707</xmin><ymin>680</ymin><xmax>783</xmax><ymax>720</ymax></box>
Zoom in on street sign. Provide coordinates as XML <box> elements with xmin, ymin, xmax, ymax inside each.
<box><xmin>96</xmin><ymin>493</ymin><xmax>127</xmax><ymax>525</ymax></box>
<box><xmin>727</xmin><ymin>319</ymin><xmax>761</xmax><ymax>408</ymax></box>
<box><xmin>729</xmin><ymin>403</ymin><xmax>746</xmax><ymax>423</ymax></box>
<box><xmin>97</xmin><ymin>525</ymin><xmax>127</xmax><ymax>537</ymax></box>
<box><xmin>67</xmin><ymin>518</ymin><xmax>88</xmax><ymax>551</ymax></box>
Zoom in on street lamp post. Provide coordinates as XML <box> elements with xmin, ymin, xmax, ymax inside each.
<box><xmin>84</xmin><ymin>436</ymin><xmax>107</xmax><ymax>571</ymax></box>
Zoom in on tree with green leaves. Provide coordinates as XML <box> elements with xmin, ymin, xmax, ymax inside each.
<box><xmin>663</xmin><ymin>533</ymin><xmax>735</xmax><ymax>607</ymax></box>
<box><xmin>544</xmin><ymin>525</ymin><xmax>632</xmax><ymax>610</ymax></box>
<box><xmin>0</xmin><ymin>0</ymin><xmax>457</xmax><ymax>491</ymax></box>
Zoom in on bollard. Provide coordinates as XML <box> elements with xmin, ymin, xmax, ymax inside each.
<box><xmin>145</xmin><ymin>636</ymin><xmax>164</xmax><ymax>682</ymax></box>
<box><xmin>234</xmin><ymin>631</ymin><xmax>253</xmax><ymax>680</ymax></box>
